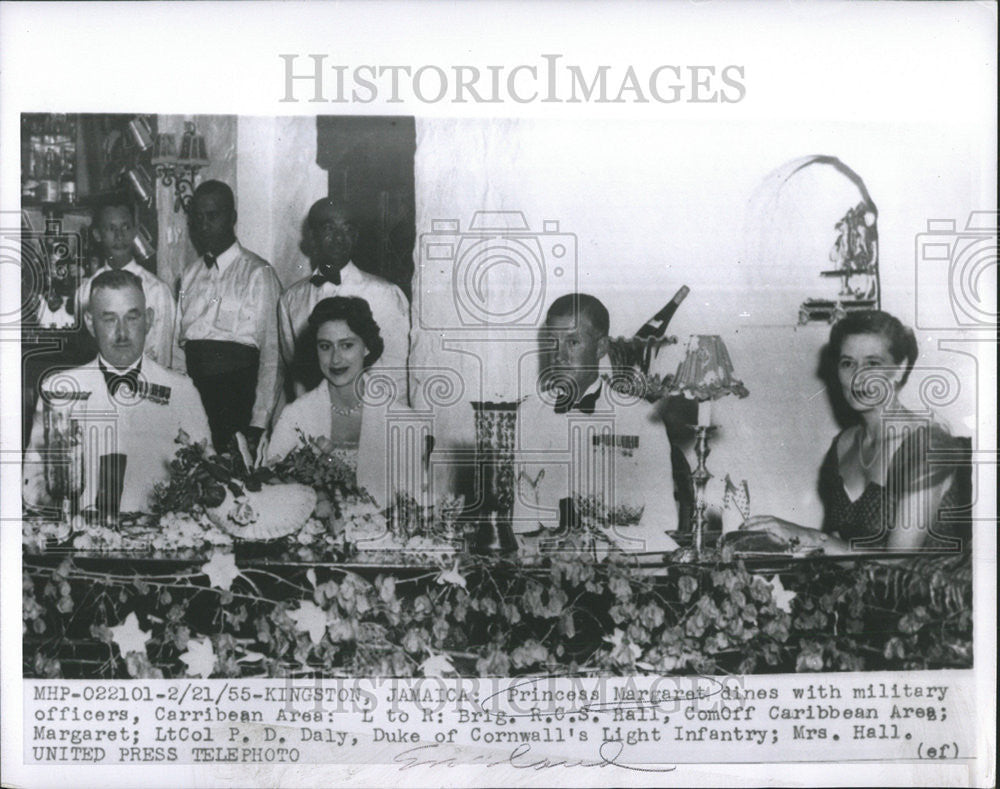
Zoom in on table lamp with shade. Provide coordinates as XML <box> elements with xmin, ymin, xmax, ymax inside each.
<box><xmin>671</xmin><ymin>335</ymin><xmax>749</xmax><ymax>553</ymax></box>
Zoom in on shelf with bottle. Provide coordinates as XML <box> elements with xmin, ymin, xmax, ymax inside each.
<box><xmin>21</xmin><ymin>113</ymin><xmax>80</xmax><ymax>206</ymax></box>
<box><xmin>21</xmin><ymin>191</ymin><xmax>124</xmax><ymax>216</ymax></box>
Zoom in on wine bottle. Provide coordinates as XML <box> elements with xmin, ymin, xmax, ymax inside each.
<box><xmin>29</xmin><ymin>115</ymin><xmax>44</xmax><ymax>185</ymax></box>
<box><xmin>60</xmin><ymin>140</ymin><xmax>76</xmax><ymax>203</ymax></box>
<box><xmin>53</xmin><ymin>114</ymin><xmax>71</xmax><ymax>145</ymax></box>
<box><xmin>633</xmin><ymin>285</ymin><xmax>690</xmax><ymax>339</ymax></box>
<box><xmin>42</xmin><ymin>114</ymin><xmax>56</xmax><ymax>145</ymax></box>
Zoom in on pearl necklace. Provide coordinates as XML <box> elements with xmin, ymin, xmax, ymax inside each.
<box><xmin>330</xmin><ymin>400</ymin><xmax>363</xmax><ymax>417</ymax></box>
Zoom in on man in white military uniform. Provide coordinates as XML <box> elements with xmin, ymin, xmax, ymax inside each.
<box><xmin>24</xmin><ymin>270</ymin><xmax>210</xmax><ymax>514</ymax></box>
<box><xmin>76</xmin><ymin>198</ymin><xmax>176</xmax><ymax>366</ymax></box>
<box><xmin>278</xmin><ymin>198</ymin><xmax>410</xmax><ymax>400</ymax></box>
<box><xmin>513</xmin><ymin>294</ymin><xmax>678</xmax><ymax>553</ymax></box>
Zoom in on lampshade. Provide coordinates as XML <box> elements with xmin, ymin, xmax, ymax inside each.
<box><xmin>177</xmin><ymin>122</ymin><xmax>209</xmax><ymax>167</ymax></box>
<box><xmin>672</xmin><ymin>335</ymin><xmax>749</xmax><ymax>402</ymax></box>
<box><xmin>151</xmin><ymin>133</ymin><xmax>177</xmax><ymax>166</ymax></box>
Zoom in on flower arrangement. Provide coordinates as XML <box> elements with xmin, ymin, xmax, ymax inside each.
<box><xmin>152</xmin><ymin>433</ymin><xmax>312</xmax><ymax>543</ymax></box>
<box><xmin>151</xmin><ymin>430</ymin><xmax>263</xmax><ymax>514</ymax></box>
<box><xmin>269</xmin><ymin>433</ymin><xmax>467</xmax><ymax>558</ymax></box>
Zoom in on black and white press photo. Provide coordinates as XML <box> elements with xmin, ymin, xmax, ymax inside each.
<box><xmin>1</xmin><ymin>2</ymin><xmax>995</xmax><ymax>787</ymax></box>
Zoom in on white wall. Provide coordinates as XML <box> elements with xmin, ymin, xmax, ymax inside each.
<box><xmin>410</xmin><ymin>117</ymin><xmax>993</xmax><ymax>526</ymax></box>
<box><xmin>236</xmin><ymin>116</ymin><xmax>328</xmax><ymax>288</ymax></box>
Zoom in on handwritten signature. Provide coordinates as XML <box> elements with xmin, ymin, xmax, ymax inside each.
<box><xmin>393</xmin><ymin>741</ymin><xmax>677</xmax><ymax>773</ymax></box>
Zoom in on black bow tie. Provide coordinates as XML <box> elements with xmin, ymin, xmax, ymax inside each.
<box><xmin>554</xmin><ymin>385</ymin><xmax>600</xmax><ymax>415</ymax></box>
<box><xmin>310</xmin><ymin>268</ymin><xmax>342</xmax><ymax>287</ymax></box>
<box><xmin>204</xmin><ymin>251</ymin><xmax>218</xmax><ymax>269</ymax></box>
<box><xmin>100</xmin><ymin>361</ymin><xmax>141</xmax><ymax>397</ymax></box>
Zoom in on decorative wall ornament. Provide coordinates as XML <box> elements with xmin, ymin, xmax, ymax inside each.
<box><xmin>799</xmin><ymin>197</ymin><xmax>880</xmax><ymax>324</ymax></box>
<box><xmin>153</xmin><ymin>121</ymin><xmax>210</xmax><ymax>213</ymax></box>
<box><xmin>786</xmin><ymin>156</ymin><xmax>881</xmax><ymax>324</ymax></box>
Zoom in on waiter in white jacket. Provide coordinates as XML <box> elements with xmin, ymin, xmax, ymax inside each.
<box><xmin>174</xmin><ymin>180</ymin><xmax>282</xmax><ymax>454</ymax></box>
<box><xmin>24</xmin><ymin>270</ymin><xmax>211</xmax><ymax>515</ymax></box>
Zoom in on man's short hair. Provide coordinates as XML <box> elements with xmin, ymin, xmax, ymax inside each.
<box><xmin>307</xmin><ymin>197</ymin><xmax>358</xmax><ymax>228</ymax></box>
<box><xmin>92</xmin><ymin>194</ymin><xmax>135</xmax><ymax>226</ymax></box>
<box><xmin>192</xmin><ymin>179</ymin><xmax>236</xmax><ymax>213</ymax></box>
<box><xmin>89</xmin><ymin>269</ymin><xmax>144</xmax><ymax>306</ymax></box>
<box><xmin>545</xmin><ymin>293</ymin><xmax>610</xmax><ymax>337</ymax></box>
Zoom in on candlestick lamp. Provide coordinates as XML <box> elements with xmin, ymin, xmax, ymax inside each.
<box><xmin>671</xmin><ymin>335</ymin><xmax>749</xmax><ymax>552</ymax></box>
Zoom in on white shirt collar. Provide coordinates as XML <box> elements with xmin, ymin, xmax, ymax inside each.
<box><xmin>545</xmin><ymin>374</ymin><xmax>602</xmax><ymax>409</ymax></box>
<box><xmin>95</xmin><ymin>259</ymin><xmax>140</xmax><ymax>275</ymax></box>
<box><xmin>210</xmin><ymin>241</ymin><xmax>241</xmax><ymax>274</ymax></box>
<box><xmin>313</xmin><ymin>260</ymin><xmax>360</xmax><ymax>284</ymax></box>
<box><xmin>97</xmin><ymin>353</ymin><xmax>143</xmax><ymax>375</ymax></box>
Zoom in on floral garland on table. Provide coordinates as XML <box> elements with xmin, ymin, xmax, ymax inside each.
<box><xmin>23</xmin><ymin>543</ymin><xmax>972</xmax><ymax>679</ymax></box>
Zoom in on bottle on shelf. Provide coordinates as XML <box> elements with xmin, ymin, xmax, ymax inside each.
<box><xmin>53</xmin><ymin>114</ymin><xmax>71</xmax><ymax>146</ymax></box>
<box><xmin>42</xmin><ymin>115</ymin><xmax>56</xmax><ymax>145</ymax></box>
<box><xmin>60</xmin><ymin>140</ymin><xmax>77</xmax><ymax>204</ymax></box>
<box><xmin>40</xmin><ymin>146</ymin><xmax>60</xmax><ymax>203</ymax></box>
<box><xmin>22</xmin><ymin>116</ymin><xmax>42</xmax><ymax>199</ymax></box>
<box><xmin>22</xmin><ymin>177</ymin><xmax>39</xmax><ymax>201</ymax></box>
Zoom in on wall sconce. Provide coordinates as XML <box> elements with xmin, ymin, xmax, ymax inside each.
<box><xmin>152</xmin><ymin>121</ymin><xmax>209</xmax><ymax>213</ymax></box>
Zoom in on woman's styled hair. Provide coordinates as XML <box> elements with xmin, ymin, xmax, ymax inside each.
<box><xmin>828</xmin><ymin>309</ymin><xmax>919</xmax><ymax>387</ymax></box>
<box><xmin>293</xmin><ymin>296</ymin><xmax>385</xmax><ymax>388</ymax></box>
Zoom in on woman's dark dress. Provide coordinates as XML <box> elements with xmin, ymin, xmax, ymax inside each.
<box><xmin>818</xmin><ymin>423</ymin><xmax>971</xmax><ymax>549</ymax></box>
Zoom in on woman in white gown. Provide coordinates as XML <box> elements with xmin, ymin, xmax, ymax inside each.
<box><xmin>267</xmin><ymin>296</ymin><xmax>427</xmax><ymax>507</ymax></box>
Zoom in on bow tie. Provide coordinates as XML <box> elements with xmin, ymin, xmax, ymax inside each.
<box><xmin>204</xmin><ymin>251</ymin><xmax>218</xmax><ymax>269</ymax></box>
<box><xmin>554</xmin><ymin>385</ymin><xmax>600</xmax><ymax>415</ymax></box>
<box><xmin>100</xmin><ymin>362</ymin><xmax>141</xmax><ymax>397</ymax></box>
<box><xmin>310</xmin><ymin>268</ymin><xmax>343</xmax><ymax>287</ymax></box>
